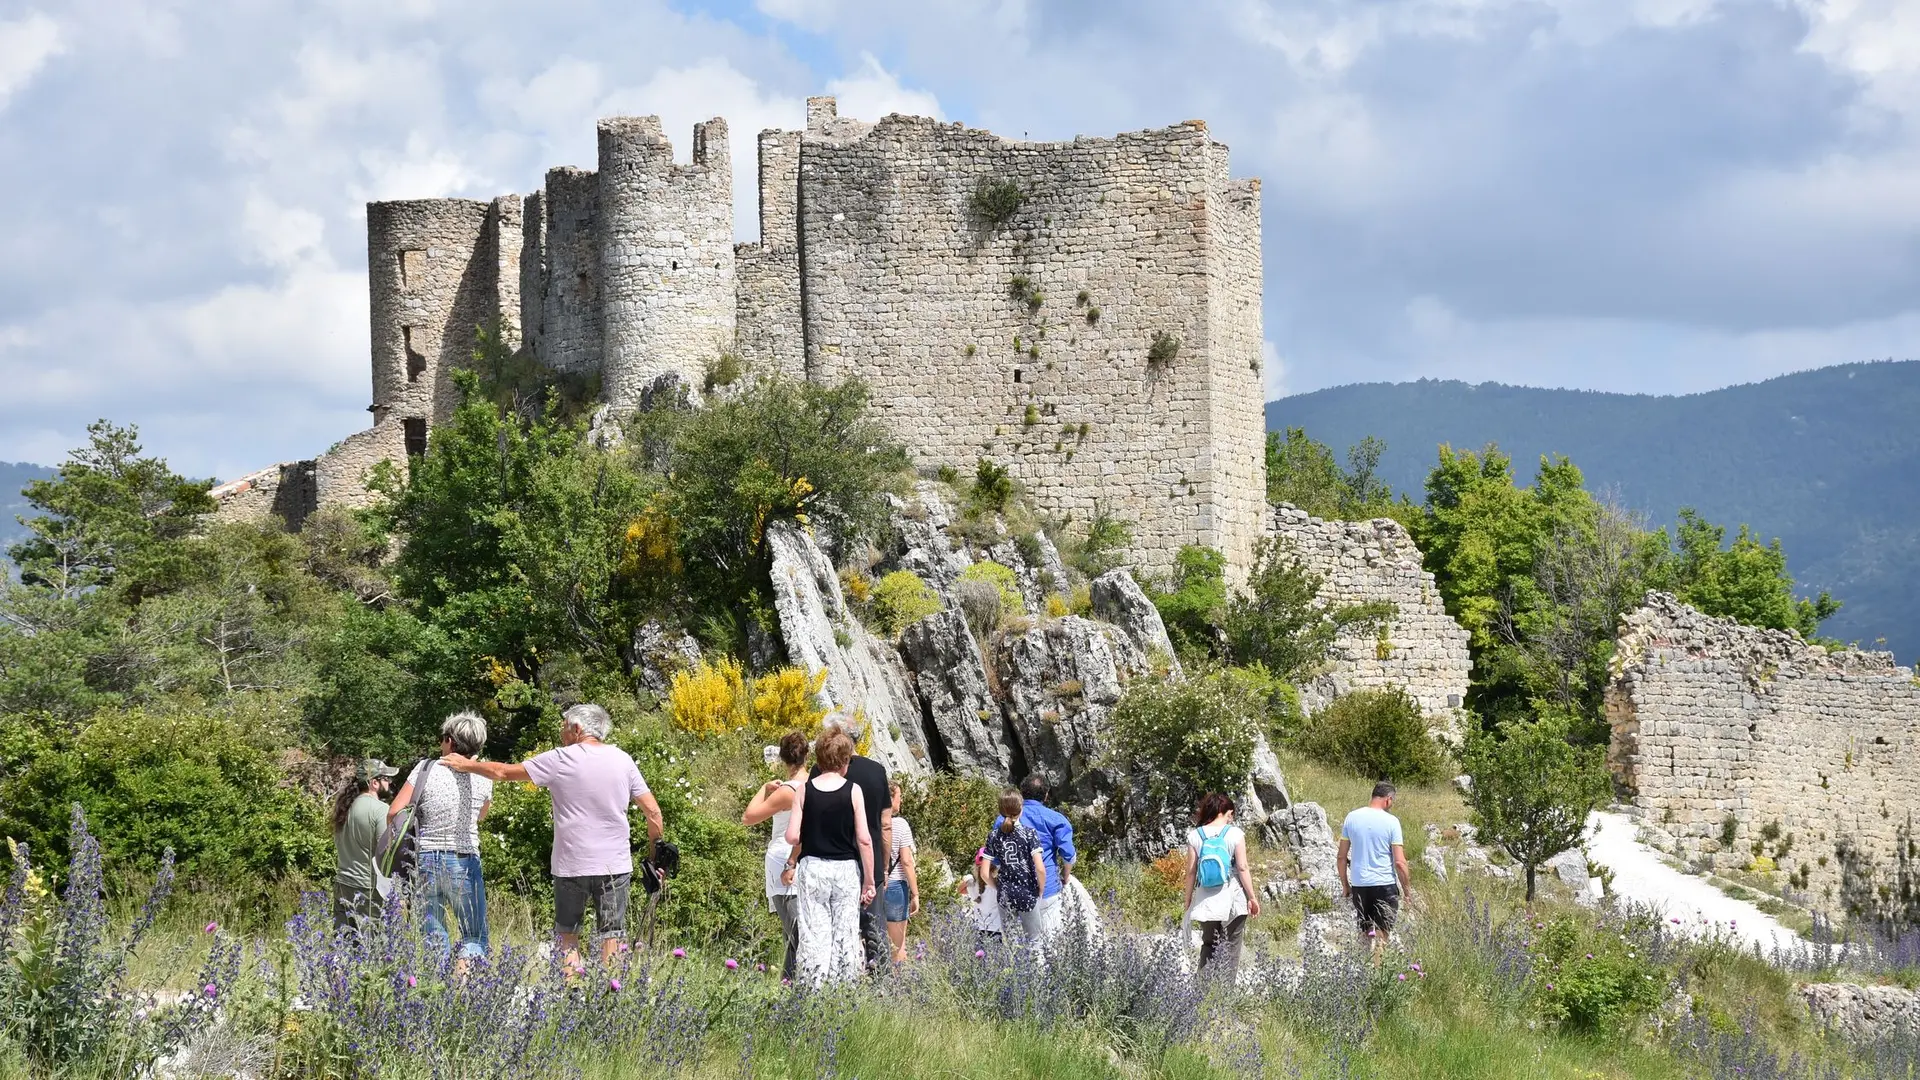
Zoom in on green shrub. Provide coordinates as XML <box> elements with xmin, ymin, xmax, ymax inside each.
<box><xmin>1147</xmin><ymin>331</ymin><xmax>1180</xmax><ymax>366</ymax></box>
<box><xmin>1529</xmin><ymin>914</ymin><xmax>1669</xmax><ymax>1034</ymax></box>
<box><xmin>1150</xmin><ymin>545</ymin><xmax>1227</xmax><ymax>658</ymax></box>
<box><xmin>970</xmin><ymin>177</ymin><xmax>1025</xmax><ymax>226</ymax></box>
<box><xmin>899</xmin><ymin>772</ymin><xmax>1002</xmax><ymax>876</ymax></box>
<box><xmin>1108</xmin><ymin>668</ymin><xmax>1262</xmax><ymax>806</ymax></box>
<box><xmin>1067</xmin><ymin>507</ymin><xmax>1132</xmax><ymax>578</ymax></box>
<box><xmin>969</xmin><ymin>458</ymin><xmax>1015</xmax><ymax>514</ymax></box>
<box><xmin>1296</xmin><ymin>688</ymin><xmax>1444</xmax><ymax>786</ymax></box>
<box><xmin>869</xmin><ymin>570</ymin><xmax>942</xmax><ymax>637</ymax></box>
<box><xmin>959</xmin><ymin>561</ymin><xmax>1023</xmax><ymax>618</ymax></box>
<box><xmin>1220</xmin><ymin>663</ymin><xmax>1305</xmax><ymax>743</ymax></box>
<box><xmin>0</xmin><ymin>706</ymin><xmax>327</xmax><ymax>885</ymax></box>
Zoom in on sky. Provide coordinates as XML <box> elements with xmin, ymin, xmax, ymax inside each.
<box><xmin>1</xmin><ymin>0</ymin><xmax>1918</xmax><ymax>480</ymax></box>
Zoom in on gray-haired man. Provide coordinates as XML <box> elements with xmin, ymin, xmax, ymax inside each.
<box><xmin>444</xmin><ymin>704</ymin><xmax>663</xmax><ymax>966</ymax></box>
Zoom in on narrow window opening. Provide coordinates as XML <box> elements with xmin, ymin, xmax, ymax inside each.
<box><xmin>671</xmin><ymin>259</ymin><xmax>678</xmax><ymax>270</ymax></box>
<box><xmin>1013</xmin><ymin>369</ymin><xmax>1023</xmax><ymax>383</ymax></box>
<box><xmin>403</xmin><ymin>327</ymin><xmax>427</xmax><ymax>382</ymax></box>
<box><xmin>403</xmin><ymin>417</ymin><xmax>428</xmax><ymax>458</ymax></box>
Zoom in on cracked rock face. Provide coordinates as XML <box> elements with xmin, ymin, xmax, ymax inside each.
<box><xmin>1273</xmin><ymin>802</ymin><xmax>1343</xmax><ymax>899</ymax></box>
<box><xmin>882</xmin><ymin>482</ymin><xmax>973</xmax><ymax>606</ymax></box>
<box><xmin>765</xmin><ymin>520</ymin><xmax>927</xmax><ymax>778</ymax></box>
<box><xmin>992</xmin><ymin>615</ymin><xmax>1146</xmax><ymax>803</ymax></box>
<box><xmin>898</xmin><ymin>609</ymin><xmax>1011</xmax><ymax>777</ymax></box>
<box><xmin>1803</xmin><ymin>983</ymin><xmax>1920</xmax><ymax>1038</ymax></box>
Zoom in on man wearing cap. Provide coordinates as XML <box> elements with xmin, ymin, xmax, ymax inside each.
<box><xmin>332</xmin><ymin>758</ymin><xmax>397</xmax><ymax>933</ymax></box>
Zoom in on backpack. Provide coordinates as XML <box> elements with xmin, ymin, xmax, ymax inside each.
<box><xmin>376</xmin><ymin>761</ymin><xmax>436</xmax><ymax>883</ymax></box>
<box><xmin>1194</xmin><ymin>823</ymin><xmax>1233</xmax><ymax>889</ymax></box>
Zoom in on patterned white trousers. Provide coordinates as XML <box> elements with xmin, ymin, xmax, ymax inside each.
<box><xmin>794</xmin><ymin>857</ymin><xmax>863</xmax><ymax>987</ymax></box>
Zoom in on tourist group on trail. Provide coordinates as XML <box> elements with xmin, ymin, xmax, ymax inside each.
<box><xmin>331</xmin><ymin>706</ymin><xmax>1412</xmax><ymax>985</ymax></box>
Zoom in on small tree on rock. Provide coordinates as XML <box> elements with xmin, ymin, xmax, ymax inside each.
<box><xmin>1462</xmin><ymin>713</ymin><xmax>1611</xmax><ymax>902</ymax></box>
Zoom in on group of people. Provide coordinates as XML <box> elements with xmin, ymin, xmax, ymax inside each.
<box><xmin>330</xmin><ymin>703</ymin><xmax>1414</xmax><ymax>984</ymax></box>
<box><xmin>329</xmin><ymin>704</ymin><xmax>663</xmax><ymax>969</ymax></box>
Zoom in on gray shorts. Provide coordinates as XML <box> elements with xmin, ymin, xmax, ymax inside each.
<box><xmin>554</xmin><ymin>873</ymin><xmax>632</xmax><ymax>938</ymax></box>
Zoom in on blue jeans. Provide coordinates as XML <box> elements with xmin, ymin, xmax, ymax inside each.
<box><xmin>417</xmin><ymin>851</ymin><xmax>489</xmax><ymax>959</ymax></box>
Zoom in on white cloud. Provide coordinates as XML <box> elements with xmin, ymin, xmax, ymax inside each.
<box><xmin>1261</xmin><ymin>340</ymin><xmax>1287</xmax><ymax>399</ymax></box>
<box><xmin>0</xmin><ymin>12</ymin><xmax>63</xmax><ymax>110</ymax></box>
<box><xmin>825</xmin><ymin>53</ymin><xmax>944</xmax><ymax>122</ymax></box>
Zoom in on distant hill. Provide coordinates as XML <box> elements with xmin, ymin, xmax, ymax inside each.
<box><xmin>1266</xmin><ymin>361</ymin><xmax>1920</xmax><ymax>661</ymax></box>
<box><xmin>1</xmin><ymin>461</ymin><xmax>54</xmax><ymax>562</ymax></box>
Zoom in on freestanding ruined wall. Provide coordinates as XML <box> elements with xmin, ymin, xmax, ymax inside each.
<box><xmin>1268</xmin><ymin>504</ymin><xmax>1471</xmax><ymax>731</ymax></box>
<box><xmin>597</xmin><ymin>117</ymin><xmax>734</xmax><ymax>410</ymax></box>
<box><xmin>734</xmin><ymin>128</ymin><xmax>805</xmax><ymax>381</ymax></box>
<box><xmin>1607</xmin><ymin>593</ymin><xmax>1920</xmax><ymax>913</ymax></box>
<box><xmin>794</xmin><ymin>111</ymin><xmax>1266</xmax><ymax>579</ymax></box>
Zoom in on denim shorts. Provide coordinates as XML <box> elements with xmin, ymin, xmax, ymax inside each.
<box><xmin>554</xmin><ymin>873</ymin><xmax>632</xmax><ymax>938</ymax></box>
<box><xmin>883</xmin><ymin>880</ymin><xmax>910</xmax><ymax>923</ymax></box>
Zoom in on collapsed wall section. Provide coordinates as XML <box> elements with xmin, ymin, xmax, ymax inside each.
<box><xmin>597</xmin><ymin>117</ymin><xmax>735</xmax><ymax>409</ymax></box>
<box><xmin>529</xmin><ymin>168</ymin><xmax>603</xmax><ymax>376</ymax></box>
<box><xmin>796</xmin><ymin>113</ymin><xmax>1263</xmax><ymax>579</ymax></box>
<box><xmin>366</xmin><ymin>199</ymin><xmax>508</xmax><ymax>428</ymax></box>
<box><xmin>1269</xmin><ymin>504</ymin><xmax>1471</xmax><ymax>731</ymax></box>
<box><xmin>1607</xmin><ymin>593</ymin><xmax>1920</xmax><ymax>912</ymax></box>
<box><xmin>735</xmin><ymin>128</ymin><xmax>805</xmax><ymax>380</ymax></box>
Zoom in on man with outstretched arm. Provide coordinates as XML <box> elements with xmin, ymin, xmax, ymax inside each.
<box><xmin>1338</xmin><ymin>781</ymin><xmax>1412</xmax><ymax>957</ymax></box>
<box><xmin>443</xmin><ymin>703</ymin><xmax>663</xmax><ymax>967</ymax></box>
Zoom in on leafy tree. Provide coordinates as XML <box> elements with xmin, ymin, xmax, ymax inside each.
<box><xmin>1461</xmin><ymin>713</ymin><xmax>1611</xmax><ymax>902</ymax></box>
<box><xmin>1109</xmin><ymin>667</ymin><xmax>1263</xmax><ymax>808</ymax></box>
<box><xmin>1265</xmin><ymin>427</ymin><xmax>1405</xmax><ymax>522</ymax></box>
<box><xmin>1660</xmin><ymin>508</ymin><xmax>1840</xmax><ymax>638</ymax></box>
<box><xmin>631</xmin><ymin>375</ymin><xmax>909</xmax><ymax>624</ymax></box>
<box><xmin>1218</xmin><ymin>537</ymin><xmax>1393</xmax><ymax>682</ymax></box>
<box><xmin>8</xmin><ymin>421</ymin><xmax>214</xmax><ymax>604</ymax></box>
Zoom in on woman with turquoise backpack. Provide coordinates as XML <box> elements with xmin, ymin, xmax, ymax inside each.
<box><xmin>1182</xmin><ymin>792</ymin><xmax>1260</xmax><ymax>976</ymax></box>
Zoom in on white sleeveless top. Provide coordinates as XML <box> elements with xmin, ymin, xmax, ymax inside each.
<box><xmin>764</xmin><ymin>778</ymin><xmax>803</xmax><ymax>904</ymax></box>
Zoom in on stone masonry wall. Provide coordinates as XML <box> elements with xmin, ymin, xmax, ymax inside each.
<box><xmin>795</xmin><ymin>113</ymin><xmax>1265</xmax><ymax>580</ymax></box>
<box><xmin>1269</xmin><ymin>504</ymin><xmax>1471</xmax><ymax>731</ymax></box>
<box><xmin>734</xmin><ymin>128</ymin><xmax>804</xmax><ymax>380</ymax></box>
<box><xmin>597</xmin><ymin>117</ymin><xmax>734</xmax><ymax>411</ymax></box>
<box><xmin>531</xmin><ymin>167</ymin><xmax>603</xmax><ymax>376</ymax></box>
<box><xmin>1607</xmin><ymin>592</ymin><xmax>1920</xmax><ymax>909</ymax></box>
<box><xmin>365</xmin><ymin>199</ymin><xmax>499</xmax><ymax>428</ymax></box>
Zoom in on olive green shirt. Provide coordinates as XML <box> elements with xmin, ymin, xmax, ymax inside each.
<box><xmin>333</xmin><ymin>793</ymin><xmax>388</xmax><ymax>891</ymax></box>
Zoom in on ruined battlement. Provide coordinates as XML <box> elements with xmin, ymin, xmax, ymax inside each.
<box><xmin>1607</xmin><ymin>592</ymin><xmax>1920</xmax><ymax>915</ymax></box>
<box><xmin>220</xmin><ymin>98</ymin><xmax>1269</xmax><ymax>578</ymax></box>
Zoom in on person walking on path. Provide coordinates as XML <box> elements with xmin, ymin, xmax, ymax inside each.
<box><xmin>1181</xmin><ymin>792</ymin><xmax>1260</xmax><ymax>977</ymax></box>
<box><xmin>986</xmin><ymin>774</ymin><xmax>1076</xmax><ymax>947</ymax></box>
<box><xmin>443</xmin><ymin>703</ymin><xmax>663</xmax><ymax>968</ymax></box>
<box><xmin>331</xmin><ymin>759</ymin><xmax>397</xmax><ymax>933</ymax></box>
<box><xmin>882</xmin><ymin>781</ymin><xmax>920</xmax><ymax>964</ymax></box>
<box><xmin>742</xmin><ymin>731</ymin><xmax>810</xmax><ymax>981</ymax></box>
<box><xmin>955</xmin><ymin>847</ymin><xmax>1002</xmax><ymax>947</ymax></box>
<box><xmin>800</xmin><ymin>717</ymin><xmax>891</xmax><ymax>969</ymax></box>
<box><xmin>387</xmin><ymin>713</ymin><xmax>494</xmax><ymax>962</ymax></box>
<box><xmin>1338</xmin><ymin>781</ymin><xmax>1412</xmax><ymax>956</ymax></box>
<box><xmin>784</xmin><ymin>728</ymin><xmax>877</xmax><ymax>987</ymax></box>
<box><xmin>983</xmin><ymin>789</ymin><xmax>1048</xmax><ymax>944</ymax></box>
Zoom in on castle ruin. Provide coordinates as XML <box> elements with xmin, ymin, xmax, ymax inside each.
<box><xmin>1607</xmin><ymin>592</ymin><xmax>1920</xmax><ymax>915</ymax></box>
<box><xmin>217</xmin><ymin>97</ymin><xmax>1268</xmax><ymax>577</ymax></box>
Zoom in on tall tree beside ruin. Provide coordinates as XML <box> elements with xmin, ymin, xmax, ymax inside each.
<box><xmin>1462</xmin><ymin>714</ymin><xmax>1611</xmax><ymax>902</ymax></box>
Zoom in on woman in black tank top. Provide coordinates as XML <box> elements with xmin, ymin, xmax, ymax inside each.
<box><xmin>782</xmin><ymin>728</ymin><xmax>875</xmax><ymax>985</ymax></box>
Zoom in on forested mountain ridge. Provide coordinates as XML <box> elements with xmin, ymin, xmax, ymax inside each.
<box><xmin>1266</xmin><ymin>361</ymin><xmax>1920</xmax><ymax>660</ymax></box>
<box><xmin>0</xmin><ymin>461</ymin><xmax>55</xmax><ymax>561</ymax></box>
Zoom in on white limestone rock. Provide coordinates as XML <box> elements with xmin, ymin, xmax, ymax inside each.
<box><xmin>1803</xmin><ymin>982</ymin><xmax>1920</xmax><ymax>1039</ymax></box>
<box><xmin>1089</xmin><ymin>568</ymin><xmax>1180</xmax><ymax>671</ymax></box>
<box><xmin>630</xmin><ymin>619</ymin><xmax>702</xmax><ymax>698</ymax></box>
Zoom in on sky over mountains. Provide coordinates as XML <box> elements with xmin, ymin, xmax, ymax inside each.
<box><xmin>2</xmin><ymin>1</ymin><xmax>1919</xmax><ymax>479</ymax></box>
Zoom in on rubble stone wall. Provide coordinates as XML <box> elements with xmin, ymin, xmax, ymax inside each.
<box><xmin>1269</xmin><ymin>504</ymin><xmax>1472</xmax><ymax>729</ymax></box>
<box><xmin>1607</xmin><ymin>592</ymin><xmax>1920</xmax><ymax>907</ymax></box>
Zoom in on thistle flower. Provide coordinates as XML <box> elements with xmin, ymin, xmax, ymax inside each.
<box><xmin>204</xmin><ymin>921</ymin><xmax>218</xmax><ymax>934</ymax></box>
<box><xmin>725</xmin><ymin>958</ymin><xmax>738</xmax><ymax>970</ymax></box>
<box><xmin>609</xmin><ymin>978</ymin><xmax>622</xmax><ymax>991</ymax></box>
<box><xmin>672</xmin><ymin>948</ymin><xmax>686</xmax><ymax>959</ymax></box>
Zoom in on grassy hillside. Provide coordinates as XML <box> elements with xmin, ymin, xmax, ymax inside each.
<box><xmin>1267</xmin><ymin>361</ymin><xmax>1920</xmax><ymax>660</ymax></box>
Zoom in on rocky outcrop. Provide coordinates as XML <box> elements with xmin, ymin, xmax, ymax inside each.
<box><xmin>989</xmin><ymin>533</ymin><xmax>1067</xmax><ymax>612</ymax></box>
<box><xmin>630</xmin><ymin>619</ymin><xmax>703</xmax><ymax>698</ymax></box>
<box><xmin>1271</xmin><ymin>802</ymin><xmax>1342</xmax><ymax>899</ymax></box>
<box><xmin>883</xmin><ymin>482</ymin><xmax>974</xmax><ymax>605</ymax></box>
<box><xmin>1803</xmin><ymin>983</ymin><xmax>1920</xmax><ymax>1039</ymax></box>
<box><xmin>992</xmin><ymin>615</ymin><xmax>1145</xmax><ymax>802</ymax></box>
<box><xmin>765</xmin><ymin>520</ymin><xmax>927</xmax><ymax>778</ymax></box>
<box><xmin>898</xmin><ymin>609</ymin><xmax>1011</xmax><ymax>777</ymax></box>
<box><xmin>1090</xmin><ymin>568</ymin><xmax>1179</xmax><ymax>670</ymax></box>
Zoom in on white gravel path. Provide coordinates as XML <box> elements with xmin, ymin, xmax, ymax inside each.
<box><xmin>1585</xmin><ymin>808</ymin><xmax>1809</xmax><ymax>953</ymax></box>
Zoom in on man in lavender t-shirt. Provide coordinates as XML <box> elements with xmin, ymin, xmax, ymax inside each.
<box><xmin>444</xmin><ymin>703</ymin><xmax>664</xmax><ymax>964</ymax></box>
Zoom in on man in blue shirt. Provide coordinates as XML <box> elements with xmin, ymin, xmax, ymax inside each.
<box><xmin>988</xmin><ymin>774</ymin><xmax>1077</xmax><ymax>946</ymax></box>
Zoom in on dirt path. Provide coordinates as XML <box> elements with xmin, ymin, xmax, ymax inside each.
<box><xmin>1586</xmin><ymin>808</ymin><xmax>1809</xmax><ymax>953</ymax></box>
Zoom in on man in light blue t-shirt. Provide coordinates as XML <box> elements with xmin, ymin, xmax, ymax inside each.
<box><xmin>1338</xmin><ymin>781</ymin><xmax>1412</xmax><ymax>951</ymax></box>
